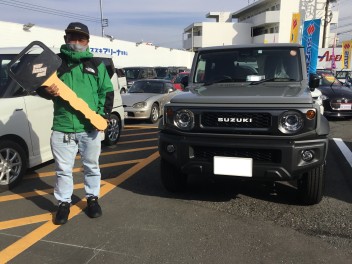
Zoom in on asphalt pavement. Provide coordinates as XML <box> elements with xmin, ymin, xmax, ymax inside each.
<box><xmin>0</xmin><ymin>119</ymin><xmax>351</xmax><ymax>263</ymax></box>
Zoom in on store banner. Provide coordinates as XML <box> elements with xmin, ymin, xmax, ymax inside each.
<box><xmin>290</xmin><ymin>13</ymin><xmax>301</xmax><ymax>43</ymax></box>
<box><xmin>341</xmin><ymin>40</ymin><xmax>352</xmax><ymax>69</ymax></box>
<box><xmin>302</xmin><ymin>19</ymin><xmax>321</xmax><ymax>75</ymax></box>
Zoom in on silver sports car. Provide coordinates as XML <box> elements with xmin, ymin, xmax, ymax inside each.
<box><xmin>122</xmin><ymin>79</ymin><xmax>180</xmax><ymax>123</ymax></box>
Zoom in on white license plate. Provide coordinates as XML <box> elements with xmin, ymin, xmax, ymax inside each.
<box><xmin>124</xmin><ymin>111</ymin><xmax>128</xmax><ymax>118</ymax></box>
<box><xmin>213</xmin><ymin>156</ymin><xmax>253</xmax><ymax>177</ymax></box>
<box><xmin>339</xmin><ymin>104</ymin><xmax>351</xmax><ymax>110</ymax></box>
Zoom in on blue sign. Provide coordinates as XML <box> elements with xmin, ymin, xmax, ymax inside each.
<box><xmin>302</xmin><ymin>19</ymin><xmax>321</xmax><ymax>75</ymax></box>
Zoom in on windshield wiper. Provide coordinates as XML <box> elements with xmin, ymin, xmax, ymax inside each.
<box><xmin>250</xmin><ymin>78</ymin><xmax>296</xmax><ymax>85</ymax></box>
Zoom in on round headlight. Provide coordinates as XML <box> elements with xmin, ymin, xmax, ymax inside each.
<box><xmin>279</xmin><ymin>111</ymin><xmax>303</xmax><ymax>134</ymax></box>
<box><xmin>174</xmin><ymin>109</ymin><xmax>194</xmax><ymax>130</ymax></box>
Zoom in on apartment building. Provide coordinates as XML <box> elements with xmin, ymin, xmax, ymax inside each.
<box><xmin>183</xmin><ymin>0</ymin><xmax>338</xmax><ymax>51</ymax></box>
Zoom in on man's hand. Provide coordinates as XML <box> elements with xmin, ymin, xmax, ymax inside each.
<box><xmin>45</xmin><ymin>84</ymin><xmax>60</xmax><ymax>97</ymax></box>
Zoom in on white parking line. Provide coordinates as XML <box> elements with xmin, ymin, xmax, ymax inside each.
<box><xmin>333</xmin><ymin>138</ymin><xmax>352</xmax><ymax>168</ymax></box>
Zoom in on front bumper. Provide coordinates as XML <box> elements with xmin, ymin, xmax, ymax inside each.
<box><xmin>124</xmin><ymin>107</ymin><xmax>151</xmax><ymax>120</ymax></box>
<box><xmin>158</xmin><ymin>132</ymin><xmax>329</xmax><ymax>181</ymax></box>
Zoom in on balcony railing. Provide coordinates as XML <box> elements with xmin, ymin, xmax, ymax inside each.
<box><xmin>242</xmin><ymin>10</ymin><xmax>280</xmax><ymax>27</ymax></box>
<box><xmin>183</xmin><ymin>36</ymin><xmax>203</xmax><ymax>50</ymax></box>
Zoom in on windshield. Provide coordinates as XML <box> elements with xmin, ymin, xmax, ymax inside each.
<box><xmin>194</xmin><ymin>47</ymin><xmax>302</xmax><ymax>84</ymax></box>
<box><xmin>124</xmin><ymin>68</ymin><xmax>141</xmax><ymax>80</ymax></box>
<box><xmin>129</xmin><ymin>81</ymin><xmax>164</xmax><ymax>94</ymax></box>
<box><xmin>319</xmin><ymin>72</ymin><xmax>343</xmax><ymax>86</ymax></box>
<box><xmin>155</xmin><ymin>67</ymin><xmax>168</xmax><ymax>78</ymax></box>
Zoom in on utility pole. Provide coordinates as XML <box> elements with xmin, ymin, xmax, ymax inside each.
<box><xmin>99</xmin><ymin>0</ymin><xmax>104</xmax><ymax>37</ymax></box>
<box><xmin>99</xmin><ymin>0</ymin><xmax>108</xmax><ymax>37</ymax></box>
<box><xmin>322</xmin><ymin>0</ymin><xmax>336</xmax><ymax>48</ymax></box>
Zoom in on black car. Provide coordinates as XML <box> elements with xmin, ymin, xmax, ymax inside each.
<box><xmin>124</xmin><ymin>67</ymin><xmax>157</xmax><ymax>88</ymax></box>
<box><xmin>155</xmin><ymin>66</ymin><xmax>179</xmax><ymax>80</ymax></box>
<box><xmin>316</xmin><ymin>71</ymin><xmax>352</xmax><ymax>117</ymax></box>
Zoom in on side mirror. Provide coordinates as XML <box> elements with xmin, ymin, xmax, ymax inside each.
<box><xmin>180</xmin><ymin>75</ymin><xmax>189</xmax><ymax>89</ymax></box>
<box><xmin>309</xmin><ymin>73</ymin><xmax>320</xmax><ymax>91</ymax></box>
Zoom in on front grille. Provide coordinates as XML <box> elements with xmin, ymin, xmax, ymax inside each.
<box><xmin>201</xmin><ymin>112</ymin><xmax>271</xmax><ymax>128</ymax></box>
<box><xmin>193</xmin><ymin>146</ymin><xmax>281</xmax><ymax>163</ymax></box>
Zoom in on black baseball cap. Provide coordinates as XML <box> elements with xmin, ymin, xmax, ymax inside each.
<box><xmin>65</xmin><ymin>22</ymin><xmax>90</xmax><ymax>38</ymax></box>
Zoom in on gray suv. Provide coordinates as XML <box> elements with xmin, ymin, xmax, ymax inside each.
<box><xmin>158</xmin><ymin>43</ymin><xmax>329</xmax><ymax>205</ymax></box>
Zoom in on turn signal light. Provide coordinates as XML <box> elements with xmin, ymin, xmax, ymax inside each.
<box><xmin>306</xmin><ymin>110</ymin><xmax>316</xmax><ymax>120</ymax></box>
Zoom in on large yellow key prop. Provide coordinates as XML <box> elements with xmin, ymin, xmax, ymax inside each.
<box><xmin>7</xmin><ymin>41</ymin><xmax>108</xmax><ymax>131</ymax></box>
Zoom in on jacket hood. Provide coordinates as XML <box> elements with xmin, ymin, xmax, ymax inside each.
<box><xmin>60</xmin><ymin>44</ymin><xmax>93</xmax><ymax>62</ymax></box>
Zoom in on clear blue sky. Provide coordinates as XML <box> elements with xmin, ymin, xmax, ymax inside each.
<box><xmin>0</xmin><ymin>0</ymin><xmax>351</xmax><ymax>48</ymax></box>
<box><xmin>0</xmin><ymin>0</ymin><xmax>250</xmax><ymax>48</ymax></box>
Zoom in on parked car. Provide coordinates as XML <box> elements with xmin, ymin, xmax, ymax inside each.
<box><xmin>116</xmin><ymin>68</ymin><xmax>127</xmax><ymax>94</ymax></box>
<box><xmin>122</xmin><ymin>79</ymin><xmax>179</xmax><ymax>123</ymax></box>
<box><xmin>124</xmin><ymin>67</ymin><xmax>157</xmax><ymax>89</ymax></box>
<box><xmin>171</xmin><ymin>71</ymin><xmax>190</xmax><ymax>90</ymax></box>
<box><xmin>334</xmin><ymin>69</ymin><xmax>352</xmax><ymax>84</ymax></box>
<box><xmin>316</xmin><ymin>70</ymin><xmax>352</xmax><ymax>117</ymax></box>
<box><xmin>158</xmin><ymin>43</ymin><xmax>329</xmax><ymax>205</ymax></box>
<box><xmin>155</xmin><ymin>66</ymin><xmax>179</xmax><ymax>80</ymax></box>
<box><xmin>0</xmin><ymin>46</ymin><xmax>125</xmax><ymax>189</ymax></box>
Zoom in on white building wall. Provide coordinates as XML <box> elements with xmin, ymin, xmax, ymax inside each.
<box><xmin>193</xmin><ymin>0</ymin><xmax>336</xmax><ymax>48</ymax></box>
<box><xmin>0</xmin><ymin>21</ymin><xmax>194</xmax><ymax>69</ymax></box>
<box><xmin>201</xmin><ymin>22</ymin><xmax>251</xmax><ymax>47</ymax></box>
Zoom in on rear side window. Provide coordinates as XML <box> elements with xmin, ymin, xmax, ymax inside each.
<box><xmin>116</xmin><ymin>68</ymin><xmax>125</xmax><ymax>78</ymax></box>
<box><xmin>0</xmin><ymin>54</ymin><xmax>28</xmax><ymax>98</ymax></box>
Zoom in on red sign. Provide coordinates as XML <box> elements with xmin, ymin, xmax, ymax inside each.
<box><xmin>307</xmin><ymin>24</ymin><xmax>315</xmax><ymax>35</ymax></box>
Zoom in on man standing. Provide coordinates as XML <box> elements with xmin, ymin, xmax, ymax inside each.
<box><xmin>37</xmin><ymin>22</ymin><xmax>114</xmax><ymax>225</ymax></box>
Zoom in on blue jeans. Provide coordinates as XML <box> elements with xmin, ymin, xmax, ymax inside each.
<box><xmin>51</xmin><ymin>130</ymin><xmax>101</xmax><ymax>204</ymax></box>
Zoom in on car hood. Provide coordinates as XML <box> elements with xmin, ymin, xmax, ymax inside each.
<box><xmin>172</xmin><ymin>83</ymin><xmax>312</xmax><ymax>104</ymax></box>
<box><xmin>317</xmin><ymin>85</ymin><xmax>352</xmax><ymax>98</ymax></box>
<box><xmin>122</xmin><ymin>93</ymin><xmax>161</xmax><ymax>106</ymax></box>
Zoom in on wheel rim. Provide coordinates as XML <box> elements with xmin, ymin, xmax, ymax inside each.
<box><xmin>0</xmin><ymin>147</ymin><xmax>22</xmax><ymax>185</ymax></box>
<box><xmin>151</xmin><ymin>106</ymin><xmax>159</xmax><ymax>122</ymax></box>
<box><xmin>107</xmin><ymin>118</ymin><xmax>120</xmax><ymax>142</ymax></box>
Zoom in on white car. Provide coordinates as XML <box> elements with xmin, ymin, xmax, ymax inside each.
<box><xmin>116</xmin><ymin>68</ymin><xmax>128</xmax><ymax>94</ymax></box>
<box><xmin>0</xmin><ymin>45</ymin><xmax>125</xmax><ymax>189</ymax></box>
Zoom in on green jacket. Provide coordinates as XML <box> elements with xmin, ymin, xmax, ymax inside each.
<box><xmin>50</xmin><ymin>45</ymin><xmax>114</xmax><ymax>133</ymax></box>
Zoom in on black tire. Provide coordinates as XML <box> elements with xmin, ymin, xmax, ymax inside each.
<box><xmin>149</xmin><ymin>103</ymin><xmax>159</xmax><ymax>124</ymax></box>
<box><xmin>297</xmin><ymin>164</ymin><xmax>325</xmax><ymax>205</ymax></box>
<box><xmin>160</xmin><ymin>158</ymin><xmax>187</xmax><ymax>192</ymax></box>
<box><xmin>103</xmin><ymin>113</ymin><xmax>122</xmax><ymax>146</ymax></box>
<box><xmin>0</xmin><ymin>140</ymin><xmax>27</xmax><ymax>190</ymax></box>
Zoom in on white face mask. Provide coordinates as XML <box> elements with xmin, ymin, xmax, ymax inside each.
<box><xmin>67</xmin><ymin>43</ymin><xmax>88</xmax><ymax>52</ymax></box>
